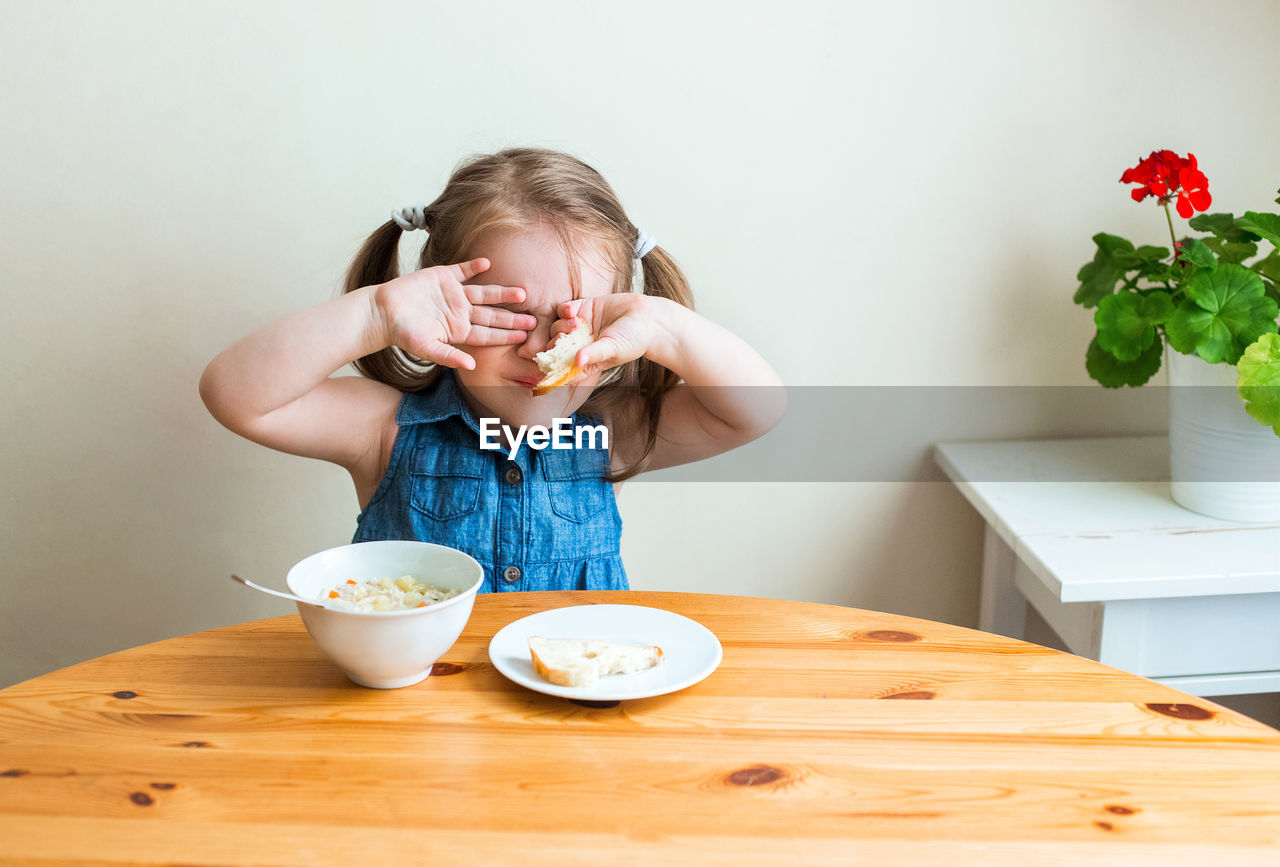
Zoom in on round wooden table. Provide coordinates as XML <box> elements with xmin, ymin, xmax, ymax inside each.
<box><xmin>2</xmin><ymin>591</ymin><xmax>1278</xmax><ymax>863</ymax></box>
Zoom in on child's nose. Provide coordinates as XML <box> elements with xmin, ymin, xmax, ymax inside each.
<box><xmin>516</xmin><ymin>323</ymin><xmax>551</xmax><ymax>360</ymax></box>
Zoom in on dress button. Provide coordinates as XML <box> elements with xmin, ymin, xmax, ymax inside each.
<box><xmin>502</xmin><ymin>566</ymin><xmax>522</xmax><ymax>584</ymax></box>
<box><xmin>505</xmin><ymin>466</ymin><xmax>522</xmax><ymax>485</ymax></box>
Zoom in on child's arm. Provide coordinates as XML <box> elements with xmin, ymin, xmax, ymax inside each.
<box><xmin>554</xmin><ymin>296</ymin><xmax>786</xmax><ymax>472</ymax></box>
<box><xmin>199</xmin><ymin>259</ymin><xmax>534</xmax><ymax>475</ymax></box>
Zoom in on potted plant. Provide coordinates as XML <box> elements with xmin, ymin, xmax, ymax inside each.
<box><xmin>1074</xmin><ymin>149</ymin><xmax>1280</xmax><ymax>521</ymax></box>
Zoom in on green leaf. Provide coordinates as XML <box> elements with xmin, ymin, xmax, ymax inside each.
<box><xmin>1085</xmin><ymin>334</ymin><xmax>1164</xmax><ymax>387</ymax></box>
<box><xmin>1096</xmin><ymin>233</ymin><xmax>1139</xmax><ymax>259</ymax></box>
<box><xmin>1094</xmin><ymin>291</ymin><xmax>1174</xmax><ymax>361</ymax></box>
<box><xmin>1202</xmin><ymin>236</ymin><xmax>1258</xmax><ymax>265</ymax></box>
<box><xmin>1075</xmin><ymin>233</ymin><xmax>1136</xmax><ymax>308</ymax></box>
<box><xmin>1165</xmin><ymin>301</ymin><xmax>1219</xmax><ymax>356</ymax></box>
<box><xmin>1255</xmin><ymin>253</ymin><xmax>1280</xmax><ymax>306</ymax></box>
<box><xmin>1178</xmin><ymin>237</ymin><xmax>1217</xmax><ymax>270</ymax></box>
<box><xmin>1238</xmin><ymin>211</ymin><xmax>1280</xmax><ymax>249</ymax></box>
<box><xmin>1256</xmin><ymin>250</ymin><xmax>1280</xmax><ymax>284</ymax></box>
<box><xmin>1166</xmin><ymin>263</ymin><xmax>1280</xmax><ymax>363</ymax></box>
<box><xmin>1236</xmin><ymin>333</ymin><xmax>1280</xmax><ymax>436</ymax></box>
<box><xmin>1133</xmin><ymin>245</ymin><xmax>1172</xmax><ymax>280</ymax></box>
<box><xmin>1188</xmin><ymin>212</ymin><xmax>1259</xmax><ymax>243</ymax></box>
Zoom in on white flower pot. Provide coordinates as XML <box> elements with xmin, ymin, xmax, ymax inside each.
<box><xmin>1166</xmin><ymin>346</ymin><xmax>1280</xmax><ymax>522</ymax></box>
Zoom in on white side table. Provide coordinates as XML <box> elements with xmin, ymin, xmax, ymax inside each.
<box><xmin>934</xmin><ymin>437</ymin><xmax>1280</xmax><ymax>697</ymax></box>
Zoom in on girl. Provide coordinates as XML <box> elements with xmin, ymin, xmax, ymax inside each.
<box><xmin>200</xmin><ymin>147</ymin><xmax>785</xmax><ymax>592</ymax></box>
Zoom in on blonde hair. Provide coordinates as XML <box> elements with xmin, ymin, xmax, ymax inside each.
<box><xmin>342</xmin><ymin>147</ymin><xmax>693</xmax><ymax>482</ymax></box>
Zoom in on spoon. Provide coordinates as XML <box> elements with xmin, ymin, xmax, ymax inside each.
<box><xmin>230</xmin><ymin>574</ymin><xmax>338</xmax><ymax>610</ymax></box>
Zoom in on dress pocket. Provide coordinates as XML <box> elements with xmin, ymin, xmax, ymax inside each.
<box><xmin>409</xmin><ymin>443</ymin><xmax>484</xmax><ymax>521</ymax></box>
<box><xmin>541</xmin><ymin>452</ymin><xmax>610</xmax><ymax>524</ymax></box>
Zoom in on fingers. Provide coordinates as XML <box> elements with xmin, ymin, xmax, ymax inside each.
<box><xmin>472</xmin><ymin>305</ymin><xmax>537</xmax><ymax>332</ymax></box>
<box><xmin>576</xmin><ymin>335</ymin><xmax>620</xmax><ymax>370</ymax></box>
<box><xmin>550</xmin><ymin>299</ymin><xmax>592</xmax><ymax>341</ymax></box>
<box><xmin>548</xmin><ymin>317</ymin><xmax>578</xmax><ymax>340</ymax></box>
<box><xmin>448</xmin><ymin>258</ymin><xmax>491</xmax><ymax>282</ymax></box>
<box><xmin>420</xmin><ymin>339</ymin><xmax>476</xmax><ymax>371</ymax></box>
<box><xmin>464</xmin><ymin>283</ymin><xmax>526</xmax><ymax>306</ymax></box>
<box><xmin>558</xmin><ymin>299</ymin><xmax>585</xmax><ymax>321</ymax></box>
<box><xmin>465</xmin><ymin>323</ymin><xmax>531</xmax><ymax>346</ymax></box>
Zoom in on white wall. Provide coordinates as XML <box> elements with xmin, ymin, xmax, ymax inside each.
<box><xmin>3</xmin><ymin>1</ymin><xmax>1279</xmax><ymax>706</ymax></box>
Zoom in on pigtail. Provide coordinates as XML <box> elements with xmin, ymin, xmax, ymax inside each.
<box><xmin>343</xmin><ymin>219</ymin><xmax>440</xmax><ymax>392</ymax></box>
<box><xmin>344</xmin><ymin>220</ymin><xmax>404</xmax><ymax>295</ymax></box>
<box><xmin>592</xmin><ymin>243</ymin><xmax>692</xmax><ymax>483</ymax></box>
<box><xmin>638</xmin><ymin>245</ymin><xmax>693</xmax><ymax>310</ymax></box>
<box><xmin>634</xmin><ymin>245</ymin><xmax>691</xmax><ymax>404</ymax></box>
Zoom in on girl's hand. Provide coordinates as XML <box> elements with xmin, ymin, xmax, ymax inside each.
<box><xmin>373</xmin><ymin>258</ymin><xmax>536</xmax><ymax>370</ymax></box>
<box><xmin>549</xmin><ymin>295</ymin><xmax>669</xmax><ymax>375</ymax></box>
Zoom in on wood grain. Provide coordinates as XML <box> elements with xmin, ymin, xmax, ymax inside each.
<box><xmin>1</xmin><ymin>591</ymin><xmax>1278</xmax><ymax>865</ymax></box>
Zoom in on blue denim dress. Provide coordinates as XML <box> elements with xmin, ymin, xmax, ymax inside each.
<box><xmin>352</xmin><ymin>370</ymin><xmax>628</xmax><ymax>593</ymax></box>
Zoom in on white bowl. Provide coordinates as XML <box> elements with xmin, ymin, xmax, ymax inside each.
<box><xmin>285</xmin><ymin>541</ymin><xmax>484</xmax><ymax>689</ymax></box>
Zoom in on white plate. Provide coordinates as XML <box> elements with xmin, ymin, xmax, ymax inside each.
<box><xmin>488</xmin><ymin>604</ymin><xmax>723</xmax><ymax>701</ymax></box>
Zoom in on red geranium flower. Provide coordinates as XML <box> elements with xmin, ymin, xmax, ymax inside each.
<box><xmin>1176</xmin><ymin>163</ymin><xmax>1211</xmax><ymax>218</ymax></box>
<box><xmin>1119</xmin><ymin>150</ymin><xmax>1211</xmax><ymax>217</ymax></box>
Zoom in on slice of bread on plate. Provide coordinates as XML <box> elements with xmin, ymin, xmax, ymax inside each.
<box><xmin>528</xmin><ymin>636</ymin><xmax>664</xmax><ymax>687</ymax></box>
<box><xmin>531</xmin><ymin>317</ymin><xmax>593</xmax><ymax>396</ymax></box>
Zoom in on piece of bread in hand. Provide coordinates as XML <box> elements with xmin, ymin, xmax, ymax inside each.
<box><xmin>531</xmin><ymin>317</ymin><xmax>593</xmax><ymax>396</ymax></box>
<box><xmin>528</xmin><ymin>636</ymin><xmax>664</xmax><ymax>687</ymax></box>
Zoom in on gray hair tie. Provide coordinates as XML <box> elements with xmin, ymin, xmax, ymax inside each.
<box><xmin>392</xmin><ymin>205</ymin><xmax>430</xmax><ymax>232</ymax></box>
<box><xmin>634</xmin><ymin>230</ymin><xmax>657</xmax><ymax>259</ymax></box>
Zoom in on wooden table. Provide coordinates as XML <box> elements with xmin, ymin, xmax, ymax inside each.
<box><xmin>935</xmin><ymin>437</ymin><xmax>1280</xmax><ymax>698</ymax></box>
<box><xmin>2</xmin><ymin>591</ymin><xmax>1279</xmax><ymax>864</ymax></box>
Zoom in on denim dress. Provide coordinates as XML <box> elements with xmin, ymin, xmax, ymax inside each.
<box><xmin>352</xmin><ymin>370</ymin><xmax>628</xmax><ymax>593</ymax></box>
